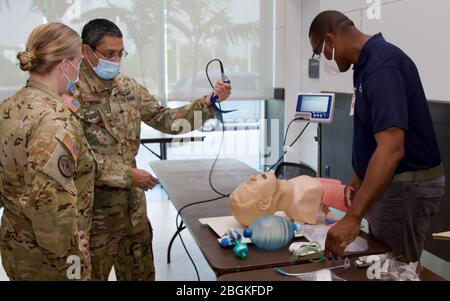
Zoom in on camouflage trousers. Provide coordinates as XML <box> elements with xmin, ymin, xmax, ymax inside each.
<box><xmin>0</xmin><ymin>210</ymin><xmax>91</xmax><ymax>281</ymax></box>
<box><xmin>90</xmin><ymin>217</ymin><xmax>155</xmax><ymax>281</ymax></box>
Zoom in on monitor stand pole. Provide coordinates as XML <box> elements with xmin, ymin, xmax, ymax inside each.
<box><xmin>315</xmin><ymin>124</ymin><xmax>322</xmax><ymax>177</ymax></box>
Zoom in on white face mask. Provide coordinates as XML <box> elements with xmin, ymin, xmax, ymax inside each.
<box><xmin>321</xmin><ymin>40</ymin><xmax>341</xmax><ymax>76</ymax></box>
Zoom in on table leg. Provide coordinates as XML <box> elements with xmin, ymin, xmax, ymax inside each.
<box><xmin>160</xmin><ymin>142</ymin><xmax>168</xmax><ymax>160</ymax></box>
<box><xmin>141</xmin><ymin>143</ymin><xmax>162</xmax><ymax>160</ymax></box>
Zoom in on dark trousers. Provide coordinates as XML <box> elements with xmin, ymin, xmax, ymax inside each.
<box><xmin>367</xmin><ymin>176</ymin><xmax>445</xmax><ymax>261</ymax></box>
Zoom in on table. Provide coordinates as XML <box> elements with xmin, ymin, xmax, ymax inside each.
<box><xmin>218</xmin><ymin>257</ymin><xmax>446</xmax><ymax>281</ymax></box>
<box><xmin>140</xmin><ymin>132</ymin><xmax>205</xmax><ymax>160</ymax></box>
<box><xmin>150</xmin><ymin>159</ymin><xmax>389</xmax><ymax>277</ymax></box>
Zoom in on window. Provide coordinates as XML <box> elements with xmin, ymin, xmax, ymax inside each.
<box><xmin>0</xmin><ymin>0</ymin><xmax>274</xmax><ymax>169</ymax></box>
<box><xmin>0</xmin><ymin>0</ymin><xmax>274</xmax><ymax>102</ymax></box>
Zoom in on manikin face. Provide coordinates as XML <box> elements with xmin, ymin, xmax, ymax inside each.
<box><xmin>229</xmin><ymin>172</ymin><xmax>279</xmax><ymax>227</ymax></box>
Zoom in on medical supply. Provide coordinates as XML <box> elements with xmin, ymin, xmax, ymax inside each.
<box><xmin>171</xmin><ymin>59</ymin><xmax>236</xmax><ymax>280</ymax></box>
<box><xmin>267</xmin><ymin>121</ymin><xmax>310</xmax><ymax>172</ymax></box>
<box><xmin>376</xmin><ymin>259</ymin><xmax>421</xmax><ymax>281</ymax></box>
<box><xmin>220</xmin><ymin>228</ymin><xmax>248</xmax><ymax>260</ymax></box>
<box><xmin>355</xmin><ymin>253</ymin><xmax>389</xmax><ymax>268</ymax></box>
<box><xmin>243</xmin><ymin>215</ymin><xmax>302</xmax><ymax>250</ymax></box>
<box><xmin>220</xmin><ymin>228</ymin><xmax>241</xmax><ymax>247</ymax></box>
<box><xmin>274</xmin><ymin>258</ymin><xmax>351</xmax><ymax>281</ymax></box>
<box><xmin>289</xmin><ymin>241</ymin><xmax>326</xmax><ymax>263</ymax></box>
<box><xmin>206</xmin><ymin>59</ymin><xmax>236</xmax><ymax>123</ymax></box>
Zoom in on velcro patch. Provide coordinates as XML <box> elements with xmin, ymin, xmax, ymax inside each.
<box><xmin>58</xmin><ymin>155</ymin><xmax>74</xmax><ymax>178</ymax></box>
<box><xmin>63</xmin><ymin>94</ymin><xmax>81</xmax><ymax>113</ymax></box>
<box><xmin>62</xmin><ymin>134</ymin><xmax>78</xmax><ymax>161</ymax></box>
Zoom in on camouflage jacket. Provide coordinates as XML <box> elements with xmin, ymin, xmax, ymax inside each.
<box><xmin>70</xmin><ymin>61</ymin><xmax>215</xmax><ymax>233</ymax></box>
<box><xmin>0</xmin><ymin>80</ymin><xmax>96</xmax><ymax>276</ymax></box>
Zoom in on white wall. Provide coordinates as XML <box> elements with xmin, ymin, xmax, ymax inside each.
<box><xmin>320</xmin><ymin>0</ymin><xmax>450</xmax><ymax>102</ymax></box>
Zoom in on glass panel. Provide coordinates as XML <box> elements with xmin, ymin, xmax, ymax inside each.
<box><xmin>46</xmin><ymin>0</ymin><xmax>164</xmax><ymax>99</ymax></box>
<box><xmin>140</xmin><ymin>100</ymin><xmax>263</xmax><ymax>169</ymax></box>
<box><xmin>166</xmin><ymin>0</ymin><xmax>273</xmax><ymax>101</ymax></box>
<box><xmin>0</xmin><ymin>0</ymin><xmax>44</xmax><ymax>100</ymax></box>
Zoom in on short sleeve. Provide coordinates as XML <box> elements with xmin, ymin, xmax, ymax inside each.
<box><xmin>365</xmin><ymin>67</ymin><xmax>409</xmax><ymax>134</ymax></box>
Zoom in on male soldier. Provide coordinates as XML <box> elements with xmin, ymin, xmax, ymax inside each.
<box><xmin>70</xmin><ymin>19</ymin><xmax>232</xmax><ymax>281</ymax></box>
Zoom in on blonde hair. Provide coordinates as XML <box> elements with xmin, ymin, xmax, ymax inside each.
<box><xmin>17</xmin><ymin>23</ymin><xmax>81</xmax><ymax>74</ymax></box>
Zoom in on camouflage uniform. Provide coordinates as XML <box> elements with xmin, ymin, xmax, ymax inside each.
<box><xmin>70</xmin><ymin>61</ymin><xmax>214</xmax><ymax>281</ymax></box>
<box><xmin>0</xmin><ymin>80</ymin><xmax>96</xmax><ymax>281</ymax></box>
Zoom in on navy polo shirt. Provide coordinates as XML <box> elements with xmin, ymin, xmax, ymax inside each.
<box><xmin>352</xmin><ymin>33</ymin><xmax>441</xmax><ymax>179</ymax></box>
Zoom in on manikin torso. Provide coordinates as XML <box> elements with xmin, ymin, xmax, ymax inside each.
<box><xmin>287</xmin><ymin>176</ymin><xmax>323</xmax><ymax>224</ymax></box>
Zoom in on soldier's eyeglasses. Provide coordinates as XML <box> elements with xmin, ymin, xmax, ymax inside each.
<box><xmin>94</xmin><ymin>47</ymin><xmax>128</xmax><ymax>60</ymax></box>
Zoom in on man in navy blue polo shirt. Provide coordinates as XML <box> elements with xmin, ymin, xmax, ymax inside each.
<box><xmin>308</xmin><ymin>11</ymin><xmax>445</xmax><ymax>261</ymax></box>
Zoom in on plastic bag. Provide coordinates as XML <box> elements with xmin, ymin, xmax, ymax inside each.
<box><xmin>378</xmin><ymin>259</ymin><xmax>421</xmax><ymax>281</ymax></box>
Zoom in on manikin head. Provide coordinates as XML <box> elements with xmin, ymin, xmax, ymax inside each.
<box><xmin>229</xmin><ymin>172</ymin><xmax>280</xmax><ymax>227</ymax></box>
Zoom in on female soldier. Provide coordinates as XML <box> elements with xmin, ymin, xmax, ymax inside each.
<box><xmin>0</xmin><ymin>23</ymin><xmax>96</xmax><ymax>280</ymax></box>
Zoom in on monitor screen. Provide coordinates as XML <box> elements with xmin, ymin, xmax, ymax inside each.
<box><xmin>299</xmin><ymin>95</ymin><xmax>330</xmax><ymax>113</ymax></box>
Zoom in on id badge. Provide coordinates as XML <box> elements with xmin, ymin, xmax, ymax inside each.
<box><xmin>350</xmin><ymin>90</ymin><xmax>356</xmax><ymax>117</ymax></box>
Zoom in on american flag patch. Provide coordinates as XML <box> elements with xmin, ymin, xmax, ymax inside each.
<box><xmin>63</xmin><ymin>134</ymin><xmax>78</xmax><ymax>161</ymax></box>
<box><xmin>63</xmin><ymin>94</ymin><xmax>80</xmax><ymax>113</ymax></box>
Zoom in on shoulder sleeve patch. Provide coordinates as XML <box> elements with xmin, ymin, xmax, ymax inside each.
<box><xmin>55</xmin><ymin>132</ymin><xmax>78</xmax><ymax>162</ymax></box>
<box><xmin>41</xmin><ymin>140</ymin><xmax>77</xmax><ymax>194</ymax></box>
<box><xmin>58</xmin><ymin>155</ymin><xmax>74</xmax><ymax>178</ymax></box>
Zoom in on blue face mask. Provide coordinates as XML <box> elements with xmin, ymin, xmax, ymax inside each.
<box><xmin>63</xmin><ymin>60</ymin><xmax>80</xmax><ymax>92</ymax></box>
<box><xmin>94</xmin><ymin>58</ymin><xmax>121</xmax><ymax>80</ymax></box>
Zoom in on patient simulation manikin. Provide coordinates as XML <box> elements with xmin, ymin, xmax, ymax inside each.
<box><xmin>229</xmin><ymin>173</ymin><xmax>348</xmax><ymax>227</ymax></box>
